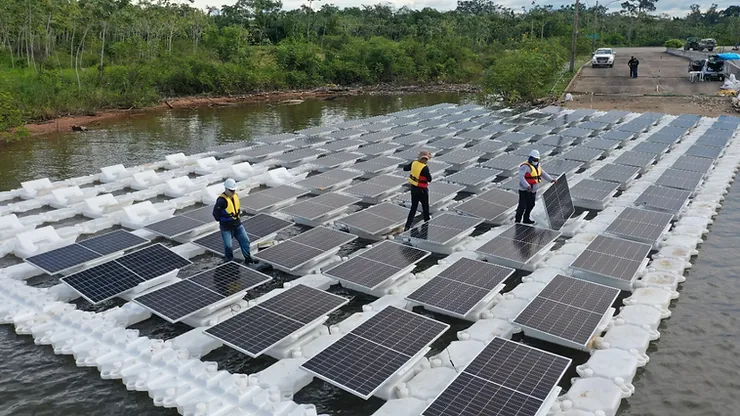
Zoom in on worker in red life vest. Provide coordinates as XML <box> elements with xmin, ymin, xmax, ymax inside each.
<box><xmin>515</xmin><ymin>150</ymin><xmax>557</xmax><ymax>225</ymax></box>
<box><xmin>212</xmin><ymin>178</ymin><xmax>256</xmax><ymax>264</ymax></box>
<box><xmin>403</xmin><ymin>150</ymin><xmax>433</xmax><ymax>231</ymax></box>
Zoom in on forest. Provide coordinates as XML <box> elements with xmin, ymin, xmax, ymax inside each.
<box><xmin>0</xmin><ymin>0</ymin><xmax>738</xmax><ymax>138</ymax></box>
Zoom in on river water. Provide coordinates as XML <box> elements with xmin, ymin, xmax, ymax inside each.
<box><xmin>1</xmin><ymin>94</ymin><xmax>739</xmax><ymax>416</ymax></box>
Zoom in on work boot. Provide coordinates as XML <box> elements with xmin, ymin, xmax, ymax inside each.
<box><xmin>244</xmin><ymin>256</ymin><xmax>258</xmax><ymax>265</ymax></box>
<box><xmin>523</xmin><ymin>219</ymin><xmax>536</xmax><ymax>225</ymax></box>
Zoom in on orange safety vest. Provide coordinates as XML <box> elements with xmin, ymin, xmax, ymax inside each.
<box><xmin>521</xmin><ymin>162</ymin><xmax>542</xmax><ymax>185</ymax></box>
<box><xmin>408</xmin><ymin>160</ymin><xmax>429</xmax><ymax>188</ymax></box>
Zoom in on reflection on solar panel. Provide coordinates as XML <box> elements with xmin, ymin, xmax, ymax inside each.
<box><xmin>342</xmin><ymin>174</ymin><xmax>403</xmax><ymax>200</ymax></box>
<box><xmin>205</xmin><ymin>284</ymin><xmax>348</xmax><ymax>357</ymax></box>
<box><xmin>337</xmin><ymin>202</ymin><xmax>409</xmax><ymax>235</ymax></box>
<box><xmin>592</xmin><ymin>163</ymin><xmax>640</xmax><ymax>186</ymax></box>
<box><xmin>295</xmin><ymin>169</ymin><xmax>363</xmax><ymax>193</ymax></box>
<box><xmin>514</xmin><ymin>274</ymin><xmax>619</xmax><ymax>348</ymax></box>
<box><xmin>685</xmin><ymin>144</ymin><xmax>723</xmax><ymax>159</ymax></box>
<box><xmin>570</xmin><ymin>179</ymin><xmax>619</xmax><ymax>206</ymax></box>
<box><xmin>407</xmin><ymin>258</ymin><xmax>514</xmax><ymax>318</ymax></box>
<box><xmin>253</xmin><ymin>227</ymin><xmax>356</xmax><ymax>271</ymax></box>
<box><xmin>476</xmin><ymin>224</ymin><xmax>560</xmax><ymax>266</ymax></box>
<box><xmin>613</xmin><ymin>150</ymin><xmax>656</xmax><ymax>169</ymax></box>
<box><xmin>672</xmin><ymin>155</ymin><xmax>714</xmax><ymax>173</ymax></box>
<box><xmin>134</xmin><ymin>262</ymin><xmax>272</xmax><ymax>323</ymax></box>
<box><xmin>280</xmin><ymin>192</ymin><xmax>360</xmax><ymax>222</ymax></box>
<box><xmin>302</xmin><ymin>306</ymin><xmax>449</xmax><ymax>399</ymax></box>
<box><xmin>656</xmin><ymin>168</ymin><xmax>704</xmax><ymax>191</ymax></box>
<box><xmin>443</xmin><ymin>167</ymin><xmax>501</xmax><ymax>188</ymax></box>
<box><xmin>454</xmin><ymin>188</ymin><xmax>518</xmax><ymax>223</ymax></box>
<box><xmin>351</xmin><ymin>156</ymin><xmax>405</xmax><ymax>175</ymax></box>
<box><xmin>542</xmin><ymin>174</ymin><xmax>574</xmax><ymax>230</ymax></box>
<box><xmin>571</xmin><ymin>235</ymin><xmax>651</xmax><ymax>289</ymax></box>
<box><xmin>423</xmin><ymin>337</ymin><xmax>570</xmax><ymax>416</ymax></box>
<box><xmin>61</xmin><ymin>243</ymin><xmax>192</xmax><ymax>304</ymax></box>
<box><xmin>193</xmin><ymin>214</ymin><xmax>294</xmax><ymax>255</ymax></box>
<box><xmin>635</xmin><ymin>185</ymin><xmax>691</xmax><ymax>214</ymax></box>
<box><xmin>325</xmin><ymin>241</ymin><xmax>430</xmax><ymax>290</ymax></box>
<box><xmin>400</xmin><ymin>213</ymin><xmax>483</xmax><ymax>245</ymax></box>
<box><xmin>26</xmin><ymin>229</ymin><xmax>150</xmax><ymax>274</ymax></box>
<box><xmin>240</xmin><ymin>185</ymin><xmax>309</xmax><ymax>213</ymax></box>
<box><xmin>605</xmin><ymin>207</ymin><xmax>673</xmax><ymax>244</ymax></box>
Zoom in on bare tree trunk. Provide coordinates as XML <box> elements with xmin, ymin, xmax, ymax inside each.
<box><xmin>76</xmin><ymin>28</ymin><xmax>89</xmax><ymax>90</ymax></box>
<box><xmin>70</xmin><ymin>25</ymin><xmax>75</xmax><ymax>69</ymax></box>
<box><xmin>45</xmin><ymin>13</ymin><xmax>52</xmax><ymax>58</ymax></box>
<box><xmin>99</xmin><ymin>22</ymin><xmax>106</xmax><ymax>78</ymax></box>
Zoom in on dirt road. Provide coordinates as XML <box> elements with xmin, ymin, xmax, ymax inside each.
<box><xmin>565</xmin><ymin>47</ymin><xmax>736</xmax><ymax>116</ymax></box>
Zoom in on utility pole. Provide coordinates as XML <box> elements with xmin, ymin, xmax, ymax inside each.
<box><xmin>592</xmin><ymin>0</ymin><xmax>598</xmax><ymax>51</ymax></box>
<box><xmin>570</xmin><ymin>0</ymin><xmax>580</xmax><ymax>72</ymax></box>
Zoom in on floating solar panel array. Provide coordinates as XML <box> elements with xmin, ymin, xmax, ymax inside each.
<box><xmin>570</xmin><ymin>235</ymin><xmax>651</xmax><ymax>291</ymax></box>
<box><xmin>61</xmin><ymin>244</ymin><xmax>192</xmax><ymax>304</ymax></box>
<box><xmin>407</xmin><ymin>258</ymin><xmax>514</xmax><ymax>319</ymax></box>
<box><xmin>253</xmin><ymin>226</ymin><xmax>356</xmax><ymax>273</ymax></box>
<box><xmin>192</xmin><ymin>214</ymin><xmax>293</xmax><ymax>256</ymax></box>
<box><xmin>476</xmin><ymin>224</ymin><xmax>561</xmax><ymax>270</ymax></box>
<box><xmin>26</xmin><ymin>230</ymin><xmax>149</xmax><ymax>275</ymax></box>
<box><xmin>423</xmin><ymin>337</ymin><xmax>570</xmax><ymax>416</ymax></box>
<box><xmin>302</xmin><ymin>306</ymin><xmax>449</xmax><ymax>399</ymax></box>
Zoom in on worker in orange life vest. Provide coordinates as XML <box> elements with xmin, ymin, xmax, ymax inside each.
<box><xmin>515</xmin><ymin>150</ymin><xmax>557</xmax><ymax>225</ymax></box>
<box><xmin>403</xmin><ymin>150</ymin><xmax>433</xmax><ymax>231</ymax></box>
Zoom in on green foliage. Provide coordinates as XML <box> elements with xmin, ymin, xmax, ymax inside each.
<box><xmin>664</xmin><ymin>39</ymin><xmax>684</xmax><ymax>49</ymax></box>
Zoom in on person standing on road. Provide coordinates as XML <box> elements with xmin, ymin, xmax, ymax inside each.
<box><xmin>515</xmin><ymin>150</ymin><xmax>557</xmax><ymax>225</ymax></box>
<box><xmin>628</xmin><ymin>56</ymin><xmax>640</xmax><ymax>78</ymax></box>
<box><xmin>212</xmin><ymin>178</ymin><xmax>255</xmax><ymax>264</ymax></box>
<box><xmin>403</xmin><ymin>151</ymin><xmax>433</xmax><ymax>231</ymax></box>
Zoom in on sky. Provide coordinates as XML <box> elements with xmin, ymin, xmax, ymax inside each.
<box><xmin>190</xmin><ymin>0</ymin><xmax>735</xmax><ymax>17</ymax></box>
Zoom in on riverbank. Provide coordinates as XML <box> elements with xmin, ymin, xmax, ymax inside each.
<box><xmin>22</xmin><ymin>83</ymin><xmax>480</xmax><ymax>137</ymax></box>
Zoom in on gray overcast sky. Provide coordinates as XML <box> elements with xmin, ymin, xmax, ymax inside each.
<box><xmin>190</xmin><ymin>0</ymin><xmax>735</xmax><ymax>17</ymax></box>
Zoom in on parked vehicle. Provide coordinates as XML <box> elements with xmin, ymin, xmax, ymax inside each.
<box><xmin>685</xmin><ymin>37</ymin><xmax>717</xmax><ymax>51</ymax></box>
<box><xmin>688</xmin><ymin>55</ymin><xmax>726</xmax><ymax>81</ymax></box>
<box><xmin>591</xmin><ymin>48</ymin><xmax>616</xmax><ymax>68</ymax></box>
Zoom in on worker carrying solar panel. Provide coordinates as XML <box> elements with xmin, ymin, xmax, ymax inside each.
<box><xmin>516</xmin><ymin>150</ymin><xmax>557</xmax><ymax>225</ymax></box>
<box><xmin>403</xmin><ymin>150</ymin><xmax>433</xmax><ymax>231</ymax></box>
<box><xmin>212</xmin><ymin>178</ymin><xmax>256</xmax><ymax>264</ymax></box>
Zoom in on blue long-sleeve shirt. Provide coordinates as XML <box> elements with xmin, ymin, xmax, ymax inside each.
<box><xmin>212</xmin><ymin>196</ymin><xmax>240</xmax><ymax>229</ymax></box>
<box><xmin>518</xmin><ymin>164</ymin><xmax>553</xmax><ymax>193</ymax></box>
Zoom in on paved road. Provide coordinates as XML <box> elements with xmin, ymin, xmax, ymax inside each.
<box><xmin>567</xmin><ymin>47</ymin><xmax>720</xmax><ymax>96</ymax></box>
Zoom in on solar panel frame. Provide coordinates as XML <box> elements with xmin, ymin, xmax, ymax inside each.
<box><xmin>570</xmin><ymin>235</ymin><xmax>651</xmax><ymax>286</ymax></box>
<box><xmin>475</xmin><ymin>224</ymin><xmax>561</xmax><ymax>265</ymax></box>
<box><xmin>604</xmin><ymin>207</ymin><xmax>673</xmax><ymax>244</ymax></box>
<box><xmin>26</xmin><ymin>244</ymin><xmax>102</xmax><ymax>275</ymax></box>
<box><xmin>672</xmin><ymin>155</ymin><xmax>714</xmax><ymax>173</ymax></box>
<box><xmin>570</xmin><ymin>179</ymin><xmax>619</xmax><ymax>203</ymax></box>
<box><xmin>400</xmin><ymin>213</ymin><xmax>483</xmax><ymax>245</ymax></box>
<box><xmin>613</xmin><ymin>150</ymin><xmax>656</xmax><ymax>169</ymax></box>
<box><xmin>302</xmin><ymin>306</ymin><xmax>449</xmax><ymax>399</ymax></box>
<box><xmin>336</xmin><ymin>202</ymin><xmax>409</xmax><ymax>235</ymax></box>
<box><xmin>685</xmin><ymin>144</ymin><xmax>722</xmax><ymax>159</ymax></box>
<box><xmin>144</xmin><ymin>215</ymin><xmax>206</xmax><ymax>238</ymax></box>
<box><xmin>454</xmin><ymin>188</ymin><xmax>518</xmax><ymax>223</ymax></box>
<box><xmin>591</xmin><ymin>163</ymin><xmax>640</xmax><ymax>186</ymax></box>
<box><xmin>633</xmin><ymin>141</ymin><xmax>670</xmax><ymax>155</ymax></box>
<box><xmin>114</xmin><ymin>243</ymin><xmax>193</xmax><ymax>282</ymax></box>
<box><xmin>655</xmin><ymin>168</ymin><xmax>705</xmax><ymax>191</ymax></box>
<box><xmin>61</xmin><ymin>261</ymin><xmax>143</xmax><ymax>304</ymax></box>
<box><xmin>635</xmin><ymin>185</ymin><xmax>691</xmax><ymax>214</ymax></box>
<box><xmin>559</xmin><ymin>147</ymin><xmax>604</xmax><ymax>164</ymax></box>
<box><xmin>280</xmin><ymin>192</ymin><xmax>361</xmax><ymax>221</ymax></box>
<box><xmin>77</xmin><ymin>230</ymin><xmax>150</xmax><ymax>256</ymax></box>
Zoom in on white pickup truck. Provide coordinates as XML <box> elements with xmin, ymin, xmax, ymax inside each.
<box><xmin>591</xmin><ymin>48</ymin><xmax>616</xmax><ymax>68</ymax></box>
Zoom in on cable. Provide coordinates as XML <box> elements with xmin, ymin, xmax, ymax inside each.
<box><xmin>446</xmin><ymin>348</ymin><xmax>458</xmax><ymax>373</ymax></box>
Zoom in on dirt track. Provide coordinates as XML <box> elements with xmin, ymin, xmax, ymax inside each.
<box><xmin>565</xmin><ymin>47</ymin><xmax>736</xmax><ymax>116</ymax></box>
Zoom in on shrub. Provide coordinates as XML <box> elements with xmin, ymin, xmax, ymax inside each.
<box><xmin>664</xmin><ymin>39</ymin><xmax>684</xmax><ymax>49</ymax></box>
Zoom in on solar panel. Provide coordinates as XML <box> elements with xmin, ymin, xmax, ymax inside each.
<box><xmin>394</xmin><ymin>146</ymin><xmax>440</xmax><ymax>161</ymax></box>
<box><xmin>600</xmin><ymin>129</ymin><xmax>634</xmax><ymax>142</ymax></box>
<box><xmin>476</xmin><ymin>224</ymin><xmax>560</xmax><ymax>265</ymax></box>
<box><xmin>560</xmin><ymin>127</ymin><xmax>594</xmax><ymax>139</ymax></box>
<box><xmin>351</xmin><ymin>156</ymin><xmax>405</xmax><ymax>175</ymax></box>
<box><xmin>423</xmin><ymin>337</ymin><xmax>570</xmax><ymax>416</ymax></box>
<box><xmin>685</xmin><ymin>144</ymin><xmax>723</xmax><ymax>159</ymax></box>
<box><xmin>342</xmin><ymin>174</ymin><xmax>403</xmax><ymax>199</ymax></box>
<box><xmin>672</xmin><ymin>155</ymin><xmax>714</xmax><ymax>173</ymax></box>
<box><xmin>134</xmin><ymin>262</ymin><xmax>272</xmax><ymax>323</ymax></box>
<box><xmin>400</xmin><ymin>213</ymin><xmax>483</xmax><ymax>245</ymax></box>
<box><xmin>354</xmin><ymin>142</ymin><xmax>402</xmax><ymax>157</ymax></box>
<box><xmin>309</xmin><ymin>152</ymin><xmax>363</xmax><ymax>170</ymax></box>
<box><xmin>514</xmin><ymin>274</ymin><xmax>619</xmax><ymax>347</ymax></box>
<box><xmin>295</xmin><ymin>169</ymin><xmax>363</xmax><ymax>192</ymax></box>
<box><xmin>605</xmin><ymin>207</ymin><xmax>673</xmax><ymax>244</ymax></box>
<box><xmin>297</xmin><ymin>126</ymin><xmax>337</xmax><ymax>136</ymax></box>
<box><xmin>206</xmin><ymin>284</ymin><xmax>348</xmax><ymax>357</ymax></box>
<box><xmin>635</xmin><ymin>185</ymin><xmax>691</xmax><ymax>214</ymax></box>
<box><xmin>443</xmin><ymin>167</ymin><xmax>501</xmax><ymax>188</ymax></box>
<box><xmin>407</xmin><ymin>258</ymin><xmax>514</xmax><ymax>317</ymax></box>
<box><xmin>570</xmin><ymin>179</ymin><xmax>619</xmax><ymax>205</ymax></box>
<box><xmin>328</xmin><ymin>129</ymin><xmax>367</xmax><ymax>140</ymax></box>
<box><xmin>582</xmin><ymin>137</ymin><xmax>621</xmax><ymax>151</ymax></box>
<box><xmin>571</xmin><ymin>235</ymin><xmax>651</xmax><ymax>288</ymax></box>
<box><xmin>431</xmin><ymin>137</ymin><xmax>469</xmax><ymax>150</ymax></box>
<box><xmin>318</xmin><ymin>139</ymin><xmax>366</xmax><ymax>153</ymax></box>
<box><xmin>115</xmin><ymin>244</ymin><xmax>192</xmax><ymax>281</ymax></box>
<box><xmin>392</xmin><ymin>134</ymin><xmax>433</xmax><ymax>146</ymax></box>
<box><xmin>287</xmin><ymin>137</ymin><xmax>331</xmax><ymax>149</ymax></box>
<box><xmin>455</xmin><ymin>130</ymin><xmax>493</xmax><ymax>141</ymax></box>
<box><xmin>480</xmin><ymin>154</ymin><xmax>523</xmax><ymax>173</ymax></box>
<box><xmin>280</xmin><ymin>193</ymin><xmax>360</xmax><ymax>221</ymax></box>
<box><xmin>466</xmin><ymin>140</ymin><xmax>507</xmax><ymax>156</ymax></box>
<box><xmin>591</xmin><ymin>164</ymin><xmax>640</xmax><ymax>185</ymax></box>
<box><xmin>26</xmin><ymin>244</ymin><xmax>102</xmax><ymax>275</ymax></box>
<box><xmin>77</xmin><ymin>230</ymin><xmax>149</xmax><ymax>256</ymax></box>
<box><xmin>436</xmin><ymin>149</ymin><xmax>483</xmax><ymax>166</ymax></box>
<box><xmin>538</xmin><ymin>134</ymin><xmax>576</xmax><ymax>148</ymax></box>
<box><xmin>253</xmin><ymin>227</ymin><xmax>356</xmax><ymax>271</ymax></box>
<box><xmin>669</xmin><ymin>114</ymin><xmax>701</xmax><ymax>128</ymax></box>
<box><xmin>578</xmin><ymin>121</ymin><xmax>609</xmax><ymax>131</ymax></box>
<box><xmin>544</xmin><ymin>158</ymin><xmax>584</xmax><ymax>177</ymax></box>
<box><xmin>302</xmin><ymin>306</ymin><xmax>449</xmax><ymax>399</ymax></box>
<box><xmin>593</xmin><ymin>110</ymin><xmax>630</xmax><ymax>124</ymax></box>
<box><xmin>193</xmin><ymin>213</ymin><xmax>293</xmax><ymax>255</ymax></box>
<box><xmin>695</xmin><ymin>134</ymin><xmax>730</xmax><ymax>148</ymax></box>
<box><xmin>559</xmin><ymin>147</ymin><xmax>604</xmax><ymax>163</ymax></box>
<box><xmin>613</xmin><ymin>150</ymin><xmax>655</xmax><ymax>169</ymax></box>
<box><xmin>425</xmin><ymin>127</ymin><xmax>459</xmax><ymax>138</ymax></box>
<box><xmin>542</xmin><ymin>174</ymin><xmax>574</xmax><ymax>230</ymax></box>
<box><xmin>241</xmin><ymin>186</ymin><xmax>309</xmax><ymax>213</ymax></box>
<box><xmin>337</xmin><ymin>202</ymin><xmax>409</xmax><ymax>235</ymax></box>
<box><xmin>62</xmin><ymin>261</ymin><xmax>143</xmax><ymax>304</ymax></box>
<box><xmin>362</xmin><ymin>122</ymin><xmax>394</xmax><ymax>133</ymax></box>
<box><xmin>397</xmin><ymin>183</ymin><xmax>465</xmax><ymax>207</ymax></box>
<box><xmin>389</xmin><ymin>125</ymin><xmax>426</xmax><ymax>136</ymax></box>
<box><xmin>145</xmin><ymin>215</ymin><xmax>206</xmax><ymax>238</ymax></box>
<box><xmin>496</xmin><ymin>132</ymin><xmax>533</xmax><ymax>144</ymax></box>
<box><xmin>454</xmin><ymin>188</ymin><xmax>518</xmax><ymax>223</ymax></box>
<box><xmin>254</xmin><ymin>133</ymin><xmax>302</xmax><ymax>145</ymax></box>
<box><xmin>655</xmin><ymin>168</ymin><xmax>704</xmax><ymax>191</ymax></box>
<box><xmin>244</xmin><ymin>144</ymin><xmax>293</xmax><ymax>161</ymax></box>
<box><xmin>325</xmin><ymin>241</ymin><xmax>430</xmax><ymax>290</ymax></box>
<box><xmin>645</xmin><ymin>133</ymin><xmax>679</xmax><ymax>145</ymax></box>
<box><xmin>633</xmin><ymin>141</ymin><xmax>670</xmax><ymax>155</ymax></box>
<box><xmin>617</xmin><ymin>121</ymin><xmax>649</xmax><ymax>134</ymax></box>
<box><xmin>519</xmin><ymin>125</ymin><xmax>553</xmax><ymax>136</ymax></box>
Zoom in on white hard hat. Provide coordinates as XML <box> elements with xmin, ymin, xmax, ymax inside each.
<box><xmin>529</xmin><ymin>150</ymin><xmax>540</xmax><ymax>158</ymax></box>
<box><xmin>224</xmin><ymin>178</ymin><xmax>237</xmax><ymax>190</ymax></box>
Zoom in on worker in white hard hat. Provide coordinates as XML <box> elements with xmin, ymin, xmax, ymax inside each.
<box><xmin>403</xmin><ymin>150</ymin><xmax>433</xmax><ymax>231</ymax></box>
<box><xmin>515</xmin><ymin>150</ymin><xmax>557</xmax><ymax>225</ymax></box>
<box><xmin>212</xmin><ymin>178</ymin><xmax>255</xmax><ymax>264</ymax></box>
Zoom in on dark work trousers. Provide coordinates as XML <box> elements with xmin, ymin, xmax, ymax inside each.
<box><xmin>405</xmin><ymin>186</ymin><xmax>430</xmax><ymax>230</ymax></box>
<box><xmin>515</xmin><ymin>190</ymin><xmax>536</xmax><ymax>223</ymax></box>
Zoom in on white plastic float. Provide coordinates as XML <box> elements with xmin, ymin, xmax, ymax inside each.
<box><xmin>12</xmin><ymin>226</ymin><xmax>77</xmax><ymax>258</ymax></box>
<box><xmin>80</xmin><ymin>194</ymin><xmax>133</xmax><ymax>218</ymax></box>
